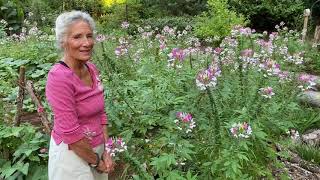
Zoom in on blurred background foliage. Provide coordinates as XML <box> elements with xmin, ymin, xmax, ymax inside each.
<box><xmin>1</xmin><ymin>0</ymin><xmax>320</xmax><ymax>37</ymax></box>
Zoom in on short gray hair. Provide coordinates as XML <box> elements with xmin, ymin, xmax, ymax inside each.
<box><xmin>55</xmin><ymin>10</ymin><xmax>96</xmax><ymax>50</ymax></box>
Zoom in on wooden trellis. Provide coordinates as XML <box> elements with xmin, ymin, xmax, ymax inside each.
<box><xmin>14</xmin><ymin>66</ymin><xmax>51</xmax><ymax>134</ymax></box>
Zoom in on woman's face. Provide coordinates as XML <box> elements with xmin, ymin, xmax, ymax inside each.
<box><xmin>63</xmin><ymin>20</ymin><xmax>94</xmax><ymax>62</ymax></box>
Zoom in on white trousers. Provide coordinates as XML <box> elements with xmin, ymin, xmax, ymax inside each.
<box><xmin>48</xmin><ymin>136</ymin><xmax>108</xmax><ymax>180</ymax></box>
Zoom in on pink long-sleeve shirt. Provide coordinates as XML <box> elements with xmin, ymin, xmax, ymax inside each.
<box><xmin>46</xmin><ymin>61</ymin><xmax>107</xmax><ymax>148</ymax></box>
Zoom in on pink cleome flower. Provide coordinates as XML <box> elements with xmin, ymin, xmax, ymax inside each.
<box><xmin>175</xmin><ymin>112</ymin><xmax>196</xmax><ymax>134</ymax></box>
<box><xmin>259</xmin><ymin>86</ymin><xmax>275</xmax><ymax>99</ymax></box>
<box><xmin>230</xmin><ymin>122</ymin><xmax>252</xmax><ymax>138</ymax></box>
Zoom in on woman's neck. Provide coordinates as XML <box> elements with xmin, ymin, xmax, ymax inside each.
<box><xmin>62</xmin><ymin>55</ymin><xmax>86</xmax><ymax>72</ymax></box>
<box><xmin>62</xmin><ymin>56</ymin><xmax>87</xmax><ymax>79</ymax></box>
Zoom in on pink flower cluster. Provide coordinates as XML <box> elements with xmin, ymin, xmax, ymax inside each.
<box><xmin>121</xmin><ymin>21</ymin><xmax>130</xmax><ymax>29</ymax></box>
<box><xmin>115</xmin><ymin>46</ymin><xmax>128</xmax><ymax>57</ymax></box>
<box><xmin>196</xmin><ymin>64</ymin><xmax>221</xmax><ymax>90</ymax></box>
<box><xmin>297</xmin><ymin>74</ymin><xmax>317</xmax><ymax>91</ymax></box>
<box><xmin>167</xmin><ymin>48</ymin><xmax>185</xmax><ymax>68</ymax></box>
<box><xmin>231</xmin><ymin>26</ymin><xmax>255</xmax><ymax>37</ymax></box>
<box><xmin>230</xmin><ymin>122</ymin><xmax>252</xmax><ymax>138</ymax></box>
<box><xmin>105</xmin><ymin>137</ymin><xmax>128</xmax><ymax>157</ymax></box>
<box><xmin>174</xmin><ymin>112</ymin><xmax>196</xmax><ymax>134</ymax></box>
<box><xmin>259</xmin><ymin>86</ymin><xmax>275</xmax><ymax>99</ymax></box>
<box><xmin>258</xmin><ymin>59</ymin><xmax>280</xmax><ymax>76</ymax></box>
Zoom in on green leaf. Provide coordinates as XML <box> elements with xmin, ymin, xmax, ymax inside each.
<box><xmin>0</xmin><ymin>161</ymin><xmax>16</xmax><ymax>178</ymax></box>
<box><xmin>150</xmin><ymin>153</ymin><xmax>176</xmax><ymax>171</ymax></box>
<box><xmin>30</xmin><ymin>69</ymin><xmax>46</xmax><ymax>78</ymax></box>
<box><xmin>20</xmin><ymin>163</ymin><xmax>29</xmax><ymax>175</ymax></box>
<box><xmin>132</xmin><ymin>175</ymin><xmax>141</xmax><ymax>180</ymax></box>
<box><xmin>167</xmin><ymin>170</ymin><xmax>184</xmax><ymax>180</ymax></box>
<box><xmin>202</xmin><ymin>162</ymin><xmax>212</xmax><ymax>166</ymax></box>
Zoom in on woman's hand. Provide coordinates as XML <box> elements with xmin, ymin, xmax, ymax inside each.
<box><xmin>96</xmin><ymin>160</ymin><xmax>108</xmax><ymax>173</ymax></box>
<box><xmin>102</xmin><ymin>151</ymin><xmax>115</xmax><ymax>173</ymax></box>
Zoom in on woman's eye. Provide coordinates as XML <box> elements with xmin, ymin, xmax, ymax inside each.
<box><xmin>73</xmin><ymin>35</ymin><xmax>81</xmax><ymax>39</ymax></box>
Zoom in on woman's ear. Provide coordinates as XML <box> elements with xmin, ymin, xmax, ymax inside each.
<box><xmin>61</xmin><ymin>40</ymin><xmax>67</xmax><ymax>51</ymax></box>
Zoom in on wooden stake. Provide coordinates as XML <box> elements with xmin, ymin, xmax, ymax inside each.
<box><xmin>314</xmin><ymin>25</ymin><xmax>320</xmax><ymax>45</ymax></box>
<box><xmin>25</xmin><ymin>80</ymin><xmax>51</xmax><ymax>135</ymax></box>
<box><xmin>15</xmin><ymin>66</ymin><xmax>25</xmax><ymax>126</ymax></box>
<box><xmin>302</xmin><ymin>9</ymin><xmax>311</xmax><ymax>42</ymax></box>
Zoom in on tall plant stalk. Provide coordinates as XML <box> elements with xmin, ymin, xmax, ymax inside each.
<box><xmin>206</xmin><ymin>88</ymin><xmax>221</xmax><ymax>148</ymax></box>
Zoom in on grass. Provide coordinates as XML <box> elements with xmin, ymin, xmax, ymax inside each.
<box><xmin>294</xmin><ymin>143</ymin><xmax>320</xmax><ymax>166</ymax></box>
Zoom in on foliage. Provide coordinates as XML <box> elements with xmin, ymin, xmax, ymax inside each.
<box><xmin>140</xmin><ymin>0</ymin><xmax>207</xmax><ymax>17</ymax></box>
<box><xmin>303</xmin><ymin>45</ymin><xmax>320</xmax><ymax>75</ymax></box>
<box><xmin>228</xmin><ymin>0</ymin><xmax>305</xmax><ymax>31</ymax></box>
<box><xmin>0</xmin><ymin>123</ymin><xmax>49</xmax><ymax>180</ymax></box>
<box><xmin>0</xmin><ymin>19</ymin><xmax>56</xmax><ymax>117</ymax></box>
<box><xmin>97</xmin><ymin>2</ymin><xmax>143</xmax><ymax>32</ymax></box>
<box><xmin>101</xmin><ymin>0</ymin><xmax>126</xmax><ymax>8</ymax></box>
<box><xmin>0</xmin><ymin>0</ymin><xmax>24</xmax><ymax>33</ymax></box>
<box><xmin>1</xmin><ymin>10</ymin><xmax>320</xmax><ymax>179</ymax></box>
<box><xmin>194</xmin><ymin>0</ymin><xmax>246</xmax><ymax>39</ymax></box>
<box><xmin>90</xmin><ymin>23</ymin><xmax>320</xmax><ymax>178</ymax></box>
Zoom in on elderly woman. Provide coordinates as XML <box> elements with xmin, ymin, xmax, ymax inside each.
<box><xmin>46</xmin><ymin>11</ymin><xmax>114</xmax><ymax>180</ymax></box>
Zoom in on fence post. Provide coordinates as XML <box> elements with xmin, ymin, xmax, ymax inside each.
<box><xmin>302</xmin><ymin>9</ymin><xmax>311</xmax><ymax>42</ymax></box>
<box><xmin>25</xmin><ymin>80</ymin><xmax>51</xmax><ymax>134</ymax></box>
<box><xmin>314</xmin><ymin>25</ymin><xmax>320</xmax><ymax>46</ymax></box>
<box><xmin>15</xmin><ymin>66</ymin><xmax>25</xmax><ymax>126</ymax></box>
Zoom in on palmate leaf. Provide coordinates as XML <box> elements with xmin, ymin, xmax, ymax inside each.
<box><xmin>186</xmin><ymin>170</ymin><xmax>198</xmax><ymax>180</ymax></box>
<box><xmin>150</xmin><ymin>153</ymin><xmax>176</xmax><ymax>172</ymax></box>
<box><xmin>13</xmin><ymin>142</ymin><xmax>41</xmax><ymax>162</ymax></box>
<box><xmin>166</xmin><ymin>170</ymin><xmax>185</xmax><ymax>180</ymax></box>
<box><xmin>25</xmin><ymin>164</ymin><xmax>47</xmax><ymax>180</ymax></box>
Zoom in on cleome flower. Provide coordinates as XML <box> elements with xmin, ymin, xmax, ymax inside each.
<box><xmin>259</xmin><ymin>86</ymin><xmax>275</xmax><ymax>99</ymax></box>
<box><xmin>114</xmin><ymin>45</ymin><xmax>128</xmax><ymax>57</ymax></box>
<box><xmin>121</xmin><ymin>21</ymin><xmax>130</xmax><ymax>29</ymax></box>
<box><xmin>258</xmin><ymin>59</ymin><xmax>281</xmax><ymax>76</ymax></box>
<box><xmin>96</xmin><ymin>34</ymin><xmax>106</xmax><ymax>42</ymax></box>
<box><xmin>167</xmin><ymin>48</ymin><xmax>185</xmax><ymax>68</ymax></box>
<box><xmin>196</xmin><ymin>64</ymin><xmax>220</xmax><ymax>90</ymax></box>
<box><xmin>286</xmin><ymin>129</ymin><xmax>300</xmax><ymax>142</ymax></box>
<box><xmin>297</xmin><ymin>73</ymin><xmax>316</xmax><ymax>91</ymax></box>
<box><xmin>230</xmin><ymin>122</ymin><xmax>252</xmax><ymax>138</ymax></box>
<box><xmin>174</xmin><ymin>112</ymin><xmax>196</xmax><ymax>134</ymax></box>
<box><xmin>105</xmin><ymin>137</ymin><xmax>128</xmax><ymax>157</ymax></box>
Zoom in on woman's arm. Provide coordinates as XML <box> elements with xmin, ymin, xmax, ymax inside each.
<box><xmin>69</xmin><ymin>138</ymin><xmax>108</xmax><ymax>172</ymax></box>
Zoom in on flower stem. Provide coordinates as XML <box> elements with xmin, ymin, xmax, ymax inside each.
<box><xmin>189</xmin><ymin>54</ymin><xmax>193</xmax><ymax>69</ymax></box>
<box><xmin>206</xmin><ymin>88</ymin><xmax>220</xmax><ymax>147</ymax></box>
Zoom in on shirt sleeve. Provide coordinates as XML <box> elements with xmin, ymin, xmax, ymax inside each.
<box><xmin>45</xmin><ymin>70</ymin><xmax>84</xmax><ymax>144</ymax></box>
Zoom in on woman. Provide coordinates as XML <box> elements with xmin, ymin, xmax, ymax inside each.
<box><xmin>46</xmin><ymin>11</ymin><xmax>114</xmax><ymax>180</ymax></box>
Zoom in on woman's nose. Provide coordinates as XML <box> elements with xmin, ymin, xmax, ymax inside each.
<box><xmin>82</xmin><ymin>37</ymin><xmax>93</xmax><ymax>46</ymax></box>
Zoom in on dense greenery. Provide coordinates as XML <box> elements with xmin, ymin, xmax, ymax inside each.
<box><xmin>2</xmin><ymin>0</ymin><xmax>320</xmax><ymax>34</ymax></box>
<box><xmin>195</xmin><ymin>0</ymin><xmax>246</xmax><ymax>39</ymax></box>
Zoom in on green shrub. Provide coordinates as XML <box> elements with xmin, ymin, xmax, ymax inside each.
<box><xmin>97</xmin><ymin>2</ymin><xmax>143</xmax><ymax>33</ymax></box>
<box><xmin>0</xmin><ymin>0</ymin><xmax>24</xmax><ymax>33</ymax></box>
<box><xmin>194</xmin><ymin>0</ymin><xmax>246</xmax><ymax>39</ymax></box>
